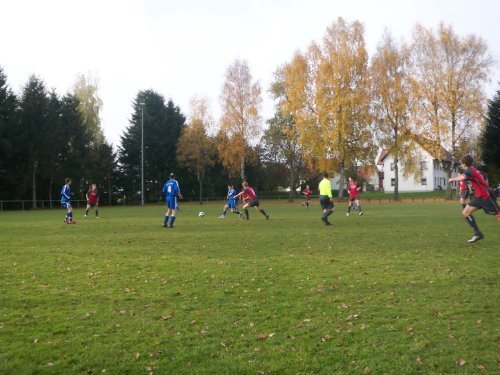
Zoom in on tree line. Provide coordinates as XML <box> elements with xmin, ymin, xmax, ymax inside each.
<box><xmin>1</xmin><ymin>19</ymin><xmax>499</xmax><ymax>206</ymax></box>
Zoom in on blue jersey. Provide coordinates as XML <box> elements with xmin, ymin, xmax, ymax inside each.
<box><xmin>226</xmin><ymin>187</ymin><xmax>238</xmax><ymax>208</ymax></box>
<box><xmin>162</xmin><ymin>179</ymin><xmax>180</xmax><ymax>198</ymax></box>
<box><xmin>61</xmin><ymin>184</ymin><xmax>71</xmax><ymax>204</ymax></box>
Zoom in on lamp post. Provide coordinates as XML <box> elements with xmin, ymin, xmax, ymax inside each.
<box><xmin>140</xmin><ymin>102</ymin><xmax>145</xmax><ymax>206</ymax></box>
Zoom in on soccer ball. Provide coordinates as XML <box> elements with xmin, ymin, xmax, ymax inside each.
<box><xmin>198</xmin><ymin>212</ymin><xmax>205</xmax><ymax>217</ymax></box>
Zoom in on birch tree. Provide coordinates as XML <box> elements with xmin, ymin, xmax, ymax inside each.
<box><xmin>219</xmin><ymin>59</ymin><xmax>262</xmax><ymax>181</ymax></box>
<box><xmin>410</xmin><ymin>23</ymin><xmax>492</xmax><ymax>198</ymax></box>
<box><xmin>371</xmin><ymin>32</ymin><xmax>416</xmax><ymax>198</ymax></box>
<box><xmin>177</xmin><ymin>96</ymin><xmax>216</xmax><ymax>203</ymax></box>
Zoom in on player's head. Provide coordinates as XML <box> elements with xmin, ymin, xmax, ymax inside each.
<box><xmin>460</xmin><ymin>155</ymin><xmax>473</xmax><ymax>167</ymax></box>
<box><xmin>349</xmin><ymin>177</ymin><xmax>353</xmax><ymax>182</ymax></box>
<box><xmin>91</xmin><ymin>184</ymin><xmax>97</xmax><ymax>189</ymax></box>
<box><xmin>242</xmin><ymin>181</ymin><xmax>249</xmax><ymax>188</ymax></box>
<box><xmin>169</xmin><ymin>172</ymin><xmax>175</xmax><ymax>179</ymax></box>
<box><xmin>65</xmin><ymin>178</ymin><xmax>72</xmax><ymax>185</ymax></box>
<box><xmin>228</xmin><ymin>183</ymin><xmax>233</xmax><ymax>188</ymax></box>
<box><xmin>323</xmin><ymin>172</ymin><xmax>329</xmax><ymax>179</ymax></box>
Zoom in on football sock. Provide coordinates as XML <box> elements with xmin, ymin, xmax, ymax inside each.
<box><xmin>244</xmin><ymin>209</ymin><xmax>249</xmax><ymax>219</ymax></box>
<box><xmin>95</xmin><ymin>209</ymin><xmax>99</xmax><ymax>217</ymax></box>
<box><xmin>461</xmin><ymin>203</ymin><xmax>466</xmax><ymax>209</ymax></box>
<box><xmin>222</xmin><ymin>210</ymin><xmax>227</xmax><ymax>216</ymax></box>
<box><xmin>326</xmin><ymin>210</ymin><xmax>333</xmax><ymax>218</ymax></box>
<box><xmin>85</xmin><ymin>209</ymin><xmax>89</xmax><ymax>215</ymax></box>
<box><xmin>260</xmin><ymin>210</ymin><xmax>267</xmax><ymax>217</ymax></box>
<box><xmin>358</xmin><ymin>205</ymin><xmax>362</xmax><ymax>212</ymax></box>
<box><xmin>465</xmin><ymin>215</ymin><xmax>481</xmax><ymax>235</ymax></box>
<box><xmin>233</xmin><ymin>209</ymin><xmax>240</xmax><ymax>215</ymax></box>
<box><xmin>170</xmin><ymin>216</ymin><xmax>176</xmax><ymax>226</ymax></box>
<box><xmin>347</xmin><ymin>205</ymin><xmax>351</xmax><ymax>213</ymax></box>
<box><xmin>164</xmin><ymin>215</ymin><xmax>169</xmax><ymax>225</ymax></box>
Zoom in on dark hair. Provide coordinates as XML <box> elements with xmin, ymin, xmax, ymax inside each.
<box><xmin>323</xmin><ymin>172</ymin><xmax>329</xmax><ymax>178</ymax></box>
<box><xmin>169</xmin><ymin>172</ymin><xmax>175</xmax><ymax>178</ymax></box>
<box><xmin>65</xmin><ymin>178</ymin><xmax>71</xmax><ymax>184</ymax></box>
<box><xmin>460</xmin><ymin>155</ymin><xmax>473</xmax><ymax>167</ymax></box>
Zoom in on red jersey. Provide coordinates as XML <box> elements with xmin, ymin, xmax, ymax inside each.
<box><xmin>304</xmin><ymin>186</ymin><xmax>311</xmax><ymax>198</ymax></box>
<box><xmin>464</xmin><ymin>166</ymin><xmax>490</xmax><ymax>199</ymax></box>
<box><xmin>242</xmin><ymin>186</ymin><xmax>257</xmax><ymax>201</ymax></box>
<box><xmin>348</xmin><ymin>182</ymin><xmax>360</xmax><ymax>198</ymax></box>
<box><xmin>87</xmin><ymin>189</ymin><xmax>99</xmax><ymax>204</ymax></box>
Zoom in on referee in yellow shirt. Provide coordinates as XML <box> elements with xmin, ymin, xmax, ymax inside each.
<box><xmin>319</xmin><ymin>172</ymin><xmax>334</xmax><ymax>225</ymax></box>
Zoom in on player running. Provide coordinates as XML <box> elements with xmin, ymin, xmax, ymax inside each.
<box><xmin>448</xmin><ymin>155</ymin><xmax>500</xmax><ymax>243</ymax></box>
<box><xmin>234</xmin><ymin>182</ymin><xmax>269</xmax><ymax>220</ymax></box>
<box><xmin>84</xmin><ymin>184</ymin><xmax>100</xmax><ymax>218</ymax></box>
<box><xmin>162</xmin><ymin>173</ymin><xmax>183</xmax><ymax>228</ymax></box>
<box><xmin>61</xmin><ymin>178</ymin><xmax>76</xmax><ymax>224</ymax></box>
<box><xmin>302</xmin><ymin>184</ymin><xmax>311</xmax><ymax>208</ymax></box>
<box><xmin>346</xmin><ymin>177</ymin><xmax>363</xmax><ymax>216</ymax></box>
<box><xmin>219</xmin><ymin>184</ymin><xmax>241</xmax><ymax>218</ymax></box>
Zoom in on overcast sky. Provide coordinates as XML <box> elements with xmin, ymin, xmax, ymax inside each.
<box><xmin>1</xmin><ymin>0</ymin><xmax>499</xmax><ymax>147</ymax></box>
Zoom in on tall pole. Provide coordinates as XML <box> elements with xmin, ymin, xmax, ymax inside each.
<box><xmin>140</xmin><ymin>102</ymin><xmax>145</xmax><ymax>206</ymax></box>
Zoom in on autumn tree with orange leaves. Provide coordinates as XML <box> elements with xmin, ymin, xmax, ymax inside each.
<box><xmin>371</xmin><ymin>31</ymin><xmax>418</xmax><ymax>199</ymax></box>
<box><xmin>176</xmin><ymin>96</ymin><xmax>216</xmax><ymax>203</ymax></box>
<box><xmin>282</xmin><ymin>18</ymin><xmax>375</xmax><ymax>198</ymax></box>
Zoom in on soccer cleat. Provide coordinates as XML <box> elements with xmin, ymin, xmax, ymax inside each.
<box><xmin>219</xmin><ymin>216</ymin><xmax>225</xmax><ymax>219</ymax></box>
<box><xmin>84</xmin><ymin>215</ymin><xmax>87</xmax><ymax>218</ymax></box>
<box><xmin>346</xmin><ymin>213</ymin><xmax>350</xmax><ymax>216</ymax></box>
<box><xmin>162</xmin><ymin>224</ymin><xmax>167</xmax><ymax>228</ymax></box>
<box><xmin>96</xmin><ymin>216</ymin><xmax>99</xmax><ymax>219</ymax></box>
<box><xmin>467</xmin><ymin>234</ymin><xmax>484</xmax><ymax>243</ymax></box>
<box><xmin>324</xmin><ymin>221</ymin><xmax>332</xmax><ymax>226</ymax></box>
<box><xmin>359</xmin><ymin>212</ymin><xmax>363</xmax><ymax>216</ymax></box>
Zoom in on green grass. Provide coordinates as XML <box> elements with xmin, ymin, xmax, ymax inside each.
<box><xmin>0</xmin><ymin>202</ymin><xmax>498</xmax><ymax>374</ymax></box>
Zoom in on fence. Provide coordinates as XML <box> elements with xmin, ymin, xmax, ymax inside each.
<box><xmin>0</xmin><ymin>195</ymin><xmax>459</xmax><ymax>211</ymax></box>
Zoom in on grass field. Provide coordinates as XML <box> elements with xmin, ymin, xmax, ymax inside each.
<box><xmin>0</xmin><ymin>201</ymin><xmax>498</xmax><ymax>374</ymax></box>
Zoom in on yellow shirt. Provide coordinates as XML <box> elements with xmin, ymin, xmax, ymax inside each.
<box><xmin>318</xmin><ymin>178</ymin><xmax>332</xmax><ymax>198</ymax></box>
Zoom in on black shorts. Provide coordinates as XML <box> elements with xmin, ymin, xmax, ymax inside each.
<box><xmin>468</xmin><ymin>197</ymin><xmax>499</xmax><ymax>215</ymax></box>
<box><xmin>319</xmin><ymin>196</ymin><xmax>333</xmax><ymax>210</ymax></box>
<box><xmin>87</xmin><ymin>202</ymin><xmax>97</xmax><ymax>207</ymax></box>
<box><xmin>248</xmin><ymin>199</ymin><xmax>260</xmax><ymax>207</ymax></box>
<box><xmin>349</xmin><ymin>197</ymin><xmax>359</xmax><ymax>202</ymax></box>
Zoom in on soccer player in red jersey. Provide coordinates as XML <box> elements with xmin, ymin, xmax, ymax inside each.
<box><xmin>346</xmin><ymin>177</ymin><xmax>363</xmax><ymax>216</ymax></box>
<box><xmin>457</xmin><ymin>179</ymin><xmax>470</xmax><ymax>209</ymax></box>
<box><xmin>448</xmin><ymin>155</ymin><xmax>500</xmax><ymax>243</ymax></box>
<box><xmin>234</xmin><ymin>182</ymin><xmax>269</xmax><ymax>220</ymax></box>
<box><xmin>302</xmin><ymin>184</ymin><xmax>311</xmax><ymax>208</ymax></box>
<box><xmin>85</xmin><ymin>184</ymin><xmax>100</xmax><ymax>218</ymax></box>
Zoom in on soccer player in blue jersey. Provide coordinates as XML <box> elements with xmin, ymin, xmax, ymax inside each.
<box><xmin>219</xmin><ymin>184</ymin><xmax>241</xmax><ymax>218</ymax></box>
<box><xmin>61</xmin><ymin>178</ymin><xmax>76</xmax><ymax>224</ymax></box>
<box><xmin>162</xmin><ymin>173</ymin><xmax>183</xmax><ymax>228</ymax></box>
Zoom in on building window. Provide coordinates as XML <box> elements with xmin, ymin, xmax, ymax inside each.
<box><xmin>391</xmin><ymin>178</ymin><xmax>395</xmax><ymax>186</ymax></box>
<box><xmin>421</xmin><ymin>161</ymin><xmax>427</xmax><ymax>170</ymax></box>
<box><xmin>390</xmin><ymin>163</ymin><xmax>395</xmax><ymax>171</ymax></box>
<box><xmin>421</xmin><ymin>177</ymin><xmax>427</xmax><ymax>186</ymax></box>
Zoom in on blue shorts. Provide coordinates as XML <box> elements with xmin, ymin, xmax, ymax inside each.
<box><xmin>166</xmin><ymin>196</ymin><xmax>178</xmax><ymax>210</ymax></box>
<box><xmin>61</xmin><ymin>202</ymin><xmax>72</xmax><ymax>209</ymax></box>
<box><xmin>227</xmin><ymin>199</ymin><xmax>237</xmax><ymax>209</ymax></box>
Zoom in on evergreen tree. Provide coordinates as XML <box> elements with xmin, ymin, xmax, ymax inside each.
<box><xmin>118</xmin><ymin>90</ymin><xmax>185</xmax><ymax>202</ymax></box>
<box><xmin>0</xmin><ymin>67</ymin><xmax>18</xmax><ymax>199</ymax></box>
<box><xmin>18</xmin><ymin>75</ymin><xmax>52</xmax><ymax>206</ymax></box>
<box><xmin>480</xmin><ymin>88</ymin><xmax>500</xmax><ymax>186</ymax></box>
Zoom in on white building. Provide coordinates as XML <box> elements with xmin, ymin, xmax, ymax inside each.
<box><xmin>377</xmin><ymin>142</ymin><xmax>460</xmax><ymax>193</ymax></box>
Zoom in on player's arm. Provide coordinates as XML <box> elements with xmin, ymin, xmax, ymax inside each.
<box><xmin>448</xmin><ymin>174</ymin><xmax>466</xmax><ymax>183</ymax></box>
